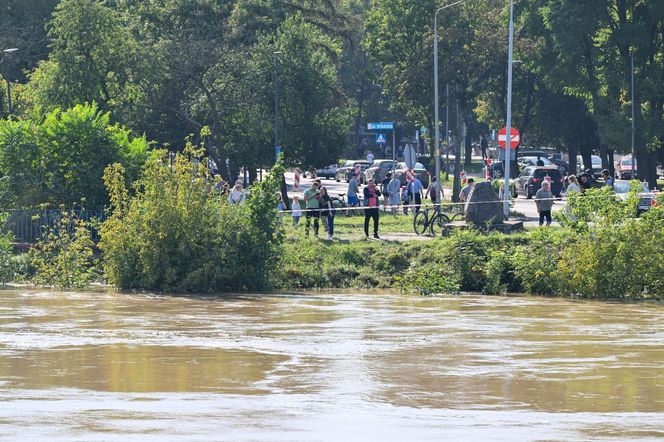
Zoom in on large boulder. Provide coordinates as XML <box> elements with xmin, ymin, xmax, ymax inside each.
<box><xmin>464</xmin><ymin>182</ymin><xmax>504</xmax><ymax>225</ymax></box>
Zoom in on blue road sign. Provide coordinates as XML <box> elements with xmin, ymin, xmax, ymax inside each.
<box><xmin>376</xmin><ymin>133</ymin><xmax>387</xmax><ymax>144</ymax></box>
<box><xmin>368</xmin><ymin>122</ymin><xmax>394</xmax><ymax>130</ymax></box>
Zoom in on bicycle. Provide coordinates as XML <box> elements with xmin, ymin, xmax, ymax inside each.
<box><xmin>331</xmin><ymin>193</ymin><xmax>363</xmax><ymax>217</ymax></box>
<box><xmin>413</xmin><ymin>205</ymin><xmax>450</xmax><ymax>236</ymax></box>
<box><xmin>440</xmin><ymin>203</ymin><xmax>464</xmax><ymax>221</ymax></box>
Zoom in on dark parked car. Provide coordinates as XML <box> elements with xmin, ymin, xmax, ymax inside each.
<box><xmin>514</xmin><ymin>166</ymin><xmax>564</xmax><ymax>198</ymax></box>
<box><xmin>393</xmin><ymin>162</ymin><xmax>429</xmax><ymax>188</ymax></box>
<box><xmin>314</xmin><ymin>164</ymin><xmax>338</xmax><ymax>180</ymax></box>
<box><xmin>335</xmin><ymin>160</ymin><xmax>370</xmax><ymax>183</ymax></box>
<box><xmin>518</xmin><ymin>155</ymin><xmax>554</xmax><ymax>168</ymax></box>
<box><xmin>363</xmin><ymin>159</ymin><xmax>396</xmax><ymax>184</ymax></box>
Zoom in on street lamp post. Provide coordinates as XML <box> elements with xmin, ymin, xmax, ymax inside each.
<box><xmin>274</xmin><ymin>51</ymin><xmax>282</xmax><ymax>163</ymax></box>
<box><xmin>503</xmin><ymin>0</ymin><xmax>515</xmax><ymax>219</ymax></box>
<box><xmin>2</xmin><ymin>48</ymin><xmax>18</xmax><ymax>116</ymax></box>
<box><xmin>630</xmin><ymin>49</ymin><xmax>636</xmax><ymax>180</ymax></box>
<box><xmin>434</xmin><ymin>0</ymin><xmax>464</xmax><ymax>203</ymax></box>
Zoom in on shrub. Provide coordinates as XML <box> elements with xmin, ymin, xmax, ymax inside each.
<box><xmin>512</xmin><ymin>228</ymin><xmax>563</xmax><ymax>295</ymax></box>
<box><xmin>30</xmin><ymin>210</ymin><xmax>99</xmax><ymax>288</ymax></box>
<box><xmin>396</xmin><ymin>263</ymin><xmax>460</xmax><ymax>296</ymax></box>
<box><xmin>99</xmin><ymin>143</ymin><xmax>282</xmax><ymax>292</ymax></box>
<box><xmin>0</xmin><ymin>215</ymin><xmax>15</xmax><ymax>285</ymax></box>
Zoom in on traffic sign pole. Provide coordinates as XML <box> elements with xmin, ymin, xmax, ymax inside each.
<box><xmin>503</xmin><ymin>0</ymin><xmax>515</xmax><ymax>220</ymax></box>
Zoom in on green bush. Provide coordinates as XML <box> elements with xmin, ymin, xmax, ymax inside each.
<box><xmin>30</xmin><ymin>210</ymin><xmax>99</xmax><ymax>288</ymax></box>
<box><xmin>0</xmin><ymin>103</ymin><xmax>148</xmax><ymax>208</ymax></box>
<box><xmin>396</xmin><ymin>263</ymin><xmax>460</xmax><ymax>296</ymax></box>
<box><xmin>0</xmin><ymin>215</ymin><xmax>15</xmax><ymax>285</ymax></box>
<box><xmin>99</xmin><ymin>143</ymin><xmax>282</xmax><ymax>292</ymax></box>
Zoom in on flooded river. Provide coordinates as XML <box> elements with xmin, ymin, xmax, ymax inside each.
<box><xmin>1</xmin><ymin>289</ymin><xmax>663</xmax><ymax>441</ymax></box>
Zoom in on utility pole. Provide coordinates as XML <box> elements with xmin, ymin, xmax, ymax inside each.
<box><xmin>274</xmin><ymin>51</ymin><xmax>282</xmax><ymax>163</ymax></box>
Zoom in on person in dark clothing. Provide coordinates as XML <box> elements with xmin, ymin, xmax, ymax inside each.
<box><xmin>578</xmin><ymin>173</ymin><xmax>593</xmax><ymax>192</ymax></box>
<box><xmin>363</xmin><ymin>180</ymin><xmax>382</xmax><ymax>239</ymax></box>
<box><xmin>480</xmin><ymin>135</ymin><xmax>488</xmax><ymax>159</ymax></box>
<box><xmin>381</xmin><ymin>173</ymin><xmax>392</xmax><ymax>208</ymax></box>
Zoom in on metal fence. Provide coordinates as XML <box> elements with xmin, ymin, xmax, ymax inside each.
<box><xmin>2</xmin><ymin>209</ymin><xmax>107</xmax><ymax>243</ymax></box>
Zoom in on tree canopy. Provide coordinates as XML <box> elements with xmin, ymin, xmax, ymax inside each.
<box><xmin>0</xmin><ymin>0</ymin><xmax>663</xmax><ymax>191</ymax></box>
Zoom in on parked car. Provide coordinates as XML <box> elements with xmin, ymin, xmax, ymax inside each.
<box><xmin>614</xmin><ymin>180</ymin><xmax>656</xmax><ymax>214</ymax></box>
<box><xmin>518</xmin><ymin>155</ymin><xmax>554</xmax><ymax>168</ymax></box>
<box><xmin>314</xmin><ymin>164</ymin><xmax>338</xmax><ymax>180</ymax></box>
<box><xmin>514</xmin><ymin>166</ymin><xmax>564</xmax><ymax>198</ymax></box>
<box><xmin>576</xmin><ymin>155</ymin><xmax>603</xmax><ymax>178</ymax></box>
<box><xmin>335</xmin><ymin>160</ymin><xmax>370</xmax><ymax>183</ymax></box>
<box><xmin>615</xmin><ymin>156</ymin><xmax>637</xmax><ymax>180</ymax></box>
<box><xmin>518</xmin><ymin>150</ymin><xmax>550</xmax><ymax>160</ymax></box>
<box><xmin>362</xmin><ymin>159</ymin><xmax>396</xmax><ymax>185</ymax></box>
<box><xmin>393</xmin><ymin>162</ymin><xmax>429</xmax><ymax>188</ymax></box>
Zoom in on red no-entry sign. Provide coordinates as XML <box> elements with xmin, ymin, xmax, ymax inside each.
<box><xmin>498</xmin><ymin>127</ymin><xmax>520</xmax><ymax>149</ymax></box>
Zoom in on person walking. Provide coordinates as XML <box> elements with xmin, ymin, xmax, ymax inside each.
<box><xmin>228</xmin><ymin>180</ymin><xmax>246</xmax><ymax>205</ymax></box>
<box><xmin>480</xmin><ymin>135</ymin><xmax>488</xmax><ymax>160</ymax></box>
<box><xmin>407</xmin><ymin>176</ymin><xmax>424</xmax><ymax>213</ymax></box>
<box><xmin>381</xmin><ymin>173</ymin><xmax>392</xmax><ymax>209</ymax></box>
<box><xmin>291</xmin><ymin>196</ymin><xmax>302</xmax><ymax>226</ymax></box>
<box><xmin>347</xmin><ymin>174</ymin><xmax>359</xmax><ymax>208</ymax></box>
<box><xmin>366</xmin><ymin>151</ymin><xmax>374</xmax><ymax>164</ymax></box>
<box><xmin>387</xmin><ymin>173</ymin><xmax>402</xmax><ymax>214</ymax></box>
<box><xmin>303</xmin><ymin>182</ymin><xmax>321</xmax><ymax>237</ymax></box>
<box><xmin>363</xmin><ymin>180</ymin><xmax>382</xmax><ymax>239</ymax></box>
<box><xmin>535</xmin><ymin>180</ymin><xmax>554</xmax><ymax>226</ymax></box>
<box><xmin>319</xmin><ymin>186</ymin><xmax>335</xmax><ymax>240</ymax></box>
<box><xmin>425</xmin><ymin>177</ymin><xmax>443</xmax><ymax>207</ymax></box>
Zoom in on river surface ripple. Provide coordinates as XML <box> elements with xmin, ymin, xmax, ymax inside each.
<box><xmin>0</xmin><ymin>289</ymin><xmax>663</xmax><ymax>441</ymax></box>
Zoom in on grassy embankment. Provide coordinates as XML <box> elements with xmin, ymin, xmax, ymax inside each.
<box><xmin>274</xmin><ymin>196</ymin><xmax>663</xmax><ymax>299</ymax></box>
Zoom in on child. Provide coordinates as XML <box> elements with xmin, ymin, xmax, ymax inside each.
<box><xmin>291</xmin><ymin>196</ymin><xmax>302</xmax><ymax>226</ymax></box>
<box><xmin>401</xmin><ymin>186</ymin><xmax>409</xmax><ymax>215</ymax></box>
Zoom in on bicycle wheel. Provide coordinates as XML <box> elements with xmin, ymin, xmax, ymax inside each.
<box><xmin>413</xmin><ymin>210</ymin><xmax>429</xmax><ymax>235</ymax></box>
<box><xmin>331</xmin><ymin>197</ymin><xmax>345</xmax><ymax>211</ymax></box>
<box><xmin>429</xmin><ymin>212</ymin><xmax>450</xmax><ymax>236</ymax></box>
<box><xmin>450</xmin><ymin>211</ymin><xmax>464</xmax><ymax>222</ymax></box>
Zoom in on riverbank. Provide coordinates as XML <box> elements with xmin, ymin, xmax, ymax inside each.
<box><xmin>273</xmin><ymin>223</ymin><xmax>662</xmax><ymax>299</ymax></box>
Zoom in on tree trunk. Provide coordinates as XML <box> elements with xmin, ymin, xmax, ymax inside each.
<box><xmin>568</xmin><ymin>144</ymin><xmax>577</xmax><ymax>177</ymax></box>
<box><xmin>280</xmin><ymin>176</ymin><xmax>290</xmax><ymax>210</ymax></box>
<box><xmin>464</xmin><ymin>124</ymin><xmax>473</xmax><ymax>167</ymax></box>
<box><xmin>608</xmin><ymin>149</ymin><xmax>615</xmax><ymax>178</ymax></box>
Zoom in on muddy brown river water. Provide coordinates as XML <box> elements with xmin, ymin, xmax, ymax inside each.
<box><xmin>0</xmin><ymin>289</ymin><xmax>663</xmax><ymax>441</ymax></box>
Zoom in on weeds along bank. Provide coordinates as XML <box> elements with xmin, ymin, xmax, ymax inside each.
<box><xmin>275</xmin><ymin>221</ymin><xmax>662</xmax><ymax>299</ymax></box>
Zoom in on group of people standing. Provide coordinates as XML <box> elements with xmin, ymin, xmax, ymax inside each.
<box><xmin>300</xmin><ymin>179</ymin><xmax>336</xmax><ymax>240</ymax></box>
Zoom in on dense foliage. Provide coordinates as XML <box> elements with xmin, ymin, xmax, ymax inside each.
<box><xmin>29</xmin><ymin>209</ymin><xmax>99</xmax><ymax>288</ymax></box>
<box><xmin>99</xmin><ymin>143</ymin><xmax>283</xmax><ymax>292</ymax></box>
<box><xmin>1</xmin><ymin>0</ymin><xmax>663</xmax><ymax>185</ymax></box>
<box><xmin>0</xmin><ymin>103</ymin><xmax>148</xmax><ymax>207</ymax></box>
